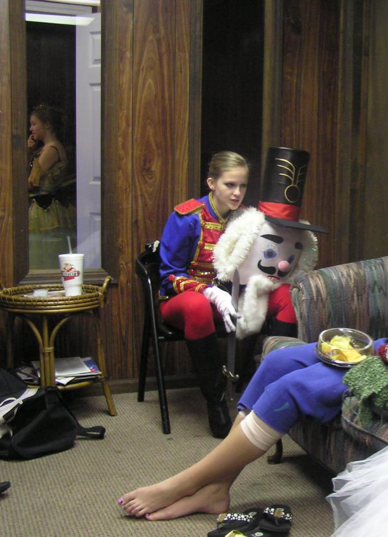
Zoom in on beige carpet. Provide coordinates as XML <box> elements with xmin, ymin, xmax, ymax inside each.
<box><xmin>0</xmin><ymin>387</ymin><xmax>335</xmax><ymax>537</ymax></box>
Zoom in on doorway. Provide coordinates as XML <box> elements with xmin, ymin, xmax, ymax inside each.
<box><xmin>201</xmin><ymin>0</ymin><xmax>265</xmax><ymax>205</ymax></box>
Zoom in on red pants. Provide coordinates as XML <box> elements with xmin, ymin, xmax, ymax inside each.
<box><xmin>267</xmin><ymin>284</ymin><xmax>297</xmax><ymax>324</ymax></box>
<box><xmin>160</xmin><ymin>284</ymin><xmax>296</xmax><ymax>340</ymax></box>
<box><xmin>160</xmin><ymin>292</ymin><xmax>222</xmax><ymax>340</ymax></box>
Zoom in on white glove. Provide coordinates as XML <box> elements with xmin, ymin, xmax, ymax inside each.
<box><xmin>203</xmin><ymin>286</ymin><xmax>240</xmax><ymax>333</ymax></box>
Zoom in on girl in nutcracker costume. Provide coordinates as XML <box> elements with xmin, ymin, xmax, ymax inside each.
<box><xmin>158</xmin><ymin>151</ymin><xmax>250</xmax><ymax>439</ymax></box>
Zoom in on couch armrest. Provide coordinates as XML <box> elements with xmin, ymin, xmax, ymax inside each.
<box><xmin>291</xmin><ymin>256</ymin><xmax>388</xmax><ymax>343</ymax></box>
<box><xmin>262</xmin><ymin>336</ymin><xmax>307</xmax><ymax>358</ymax></box>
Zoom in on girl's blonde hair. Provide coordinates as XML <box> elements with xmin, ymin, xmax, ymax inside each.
<box><xmin>208</xmin><ymin>151</ymin><xmax>249</xmax><ymax>180</ymax></box>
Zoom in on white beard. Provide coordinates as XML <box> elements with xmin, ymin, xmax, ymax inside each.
<box><xmin>236</xmin><ymin>274</ymin><xmax>281</xmax><ymax>339</ymax></box>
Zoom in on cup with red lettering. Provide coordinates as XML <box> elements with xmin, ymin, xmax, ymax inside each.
<box><xmin>58</xmin><ymin>254</ymin><xmax>84</xmax><ymax>296</ymax></box>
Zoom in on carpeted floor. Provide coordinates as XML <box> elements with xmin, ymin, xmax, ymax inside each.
<box><xmin>0</xmin><ymin>387</ymin><xmax>335</xmax><ymax>537</ymax></box>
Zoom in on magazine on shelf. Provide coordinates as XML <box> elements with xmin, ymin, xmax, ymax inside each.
<box><xmin>13</xmin><ymin>366</ymin><xmax>40</xmax><ymax>385</ymax></box>
<box><xmin>30</xmin><ymin>356</ymin><xmax>101</xmax><ymax>385</ymax></box>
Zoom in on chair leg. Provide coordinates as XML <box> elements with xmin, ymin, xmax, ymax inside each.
<box><xmin>150</xmin><ymin>335</ymin><xmax>171</xmax><ymax>435</ymax></box>
<box><xmin>138</xmin><ymin>319</ymin><xmax>150</xmax><ymax>402</ymax></box>
<box><xmin>267</xmin><ymin>439</ymin><xmax>284</xmax><ymax>464</ymax></box>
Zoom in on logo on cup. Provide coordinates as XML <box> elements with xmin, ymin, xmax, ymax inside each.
<box><xmin>61</xmin><ymin>262</ymin><xmax>81</xmax><ymax>281</ymax></box>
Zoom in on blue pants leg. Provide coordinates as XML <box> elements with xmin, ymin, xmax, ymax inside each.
<box><xmin>238</xmin><ymin>343</ymin><xmax>319</xmax><ymax>412</ymax></box>
<box><xmin>238</xmin><ymin>338</ymin><xmax>387</xmax><ymax>435</ymax></box>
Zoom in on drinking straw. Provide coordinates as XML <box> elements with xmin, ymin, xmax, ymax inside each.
<box><xmin>67</xmin><ymin>236</ymin><xmax>73</xmax><ymax>254</ymax></box>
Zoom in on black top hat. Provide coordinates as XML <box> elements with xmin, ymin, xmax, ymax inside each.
<box><xmin>258</xmin><ymin>146</ymin><xmax>328</xmax><ymax>233</ymax></box>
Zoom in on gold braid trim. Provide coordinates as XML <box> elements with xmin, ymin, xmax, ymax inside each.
<box><xmin>209</xmin><ymin>191</ymin><xmax>231</xmax><ymax>225</ymax></box>
<box><xmin>172</xmin><ymin>276</ymin><xmax>210</xmax><ymax>294</ymax></box>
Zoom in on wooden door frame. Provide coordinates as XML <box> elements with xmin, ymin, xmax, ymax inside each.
<box><xmin>0</xmin><ymin>0</ymin><xmax>28</xmax><ymax>288</ymax></box>
<box><xmin>261</xmin><ymin>0</ymin><xmax>284</xmax><ymax>171</ymax></box>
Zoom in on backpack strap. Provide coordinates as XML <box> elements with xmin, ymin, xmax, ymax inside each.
<box><xmin>51</xmin><ymin>387</ymin><xmax>106</xmax><ymax>440</ymax></box>
<box><xmin>75</xmin><ymin>423</ymin><xmax>106</xmax><ymax>439</ymax></box>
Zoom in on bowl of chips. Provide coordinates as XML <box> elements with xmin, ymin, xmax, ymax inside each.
<box><xmin>316</xmin><ymin>328</ymin><xmax>374</xmax><ymax>368</ymax></box>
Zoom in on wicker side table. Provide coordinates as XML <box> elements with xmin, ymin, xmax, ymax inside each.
<box><xmin>0</xmin><ymin>276</ymin><xmax>117</xmax><ymax>416</ymax></box>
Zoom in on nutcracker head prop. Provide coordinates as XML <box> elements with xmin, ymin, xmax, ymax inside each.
<box><xmin>214</xmin><ymin>147</ymin><xmax>327</xmax><ymax>285</ymax></box>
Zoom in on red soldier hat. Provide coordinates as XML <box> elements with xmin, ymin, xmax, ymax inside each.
<box><xmin>258</xmin><ymin>147</ymin><xmax>328</xmax><ymax>233</ymax></box>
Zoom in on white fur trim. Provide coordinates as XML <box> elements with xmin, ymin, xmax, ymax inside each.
<box><xmin>214</xmin><ymin>210</ymin><xmax>319</xmax><ymax>283</ymax></box>
<box><xmin>236</xmin><ymin>275</ymin><xmax>280</xmax><ymax>339</ymax></box>
<box><xmin>214</xmin><ymin>208</ymin><xmax>266</xmax><ymax>281</ymax></box>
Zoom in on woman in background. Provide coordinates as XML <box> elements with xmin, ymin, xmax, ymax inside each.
<box><xmin>158</xmin><ymin>151</ymin><xmax>249</xmax><ymax>438</ymax></box>
<box><xmin>28</xmin><ymin>103</ymin><xmax>76</xmax><ymax>269</ymax></box>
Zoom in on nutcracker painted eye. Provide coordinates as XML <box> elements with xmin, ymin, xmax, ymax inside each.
<box><xmin>264</xmin><ymin>245</ymin><xmax>279</xmax><ymax>260</ymax></box>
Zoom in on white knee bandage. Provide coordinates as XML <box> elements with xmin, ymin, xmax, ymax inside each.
<box><xmin>239</xmin><ymin>409</ymin><xmax>250</xmax><ymax>420</ymax></box>
<box><xmin>240</xmin><ymin>411</ymin><xmax>282</xmax><ymax>451</ymax></box>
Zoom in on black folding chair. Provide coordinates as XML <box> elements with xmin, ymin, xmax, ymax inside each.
<box><xmin>135</xmin><ymin>241</ymin><xmax>257</xmax><ymax>434</ymax></box>
<box><xmin>135</xmin><ymin>242</ymin><xmax>186</xmax><ymax>434</ymax></box>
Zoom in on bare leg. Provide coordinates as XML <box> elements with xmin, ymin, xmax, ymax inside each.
<box><xmin>144</xmin><ymin>414</ymin><xmax>247</xmax><ymax>520</ymax></box>
<box><xmin>145</xmin><ymin>474</ymin><xmax>236</xmax><ymax>520</ymax></box>
<box><xmin>119</xmin><ymin>412</ymin><xmax>268</xmax><ymax>518</ymax></box>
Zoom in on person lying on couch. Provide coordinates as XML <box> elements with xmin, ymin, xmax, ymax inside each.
<box><xmin>118</xmin><ymin>336</ymin><xmax>387</xmax><ymax>520</ymax></box>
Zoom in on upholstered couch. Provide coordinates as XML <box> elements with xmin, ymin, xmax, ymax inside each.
<box><xmin>262</xmin><ymin>256</ymin><xmax>388</xmax><ymax>475</ymax></box>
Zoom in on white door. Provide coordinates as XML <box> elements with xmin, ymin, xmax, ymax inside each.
<box><xmin>76</xmin><ymin>14</ymin><xmax>101</xmax><ymax>268</ymax></box>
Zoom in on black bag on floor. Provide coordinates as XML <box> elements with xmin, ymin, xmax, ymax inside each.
<box><xmin>0</xmin><ymin>369</ymin><xmax>105</xmax><ymax>460</ymax></box>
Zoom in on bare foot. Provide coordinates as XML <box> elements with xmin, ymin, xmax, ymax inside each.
<box><xmin>145</xmin><ymin>481</ymin><xmax>231</xmax><ymax>521</ymax></box>
<box><xmin>118</xmin><ymin>475</ymin><xmax>196</xmax><ymax>518</ymax></box>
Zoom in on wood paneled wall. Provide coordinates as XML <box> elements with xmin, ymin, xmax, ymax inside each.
<box><xmin>364</xmin><ymin>0</ymin><xmax>388</xmax><ymax>260</ymax></box>
<box><xmin>280</xmin><ymin>0</ymin><xmax>342</xmax><ymax>268</ymax></box>
<box><xmin>1</xmin><ymin>0</ymin><xmax>387</xmax><ymax>383</ymax></box>
<box><xmin>101</xmin><ymin>0</ymin><xmax>201</xmax><ymax>380</ymax></box>
<box><xmin>279</xmin><ymin>0</ymin><xmax>386</xmax><ymax>269</ymax></box>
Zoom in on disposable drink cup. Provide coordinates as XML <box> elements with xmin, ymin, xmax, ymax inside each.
<box><xmin>59</xmin><ymin>254</ymin><xmax>84</xmax><ymax>296</ymax></box>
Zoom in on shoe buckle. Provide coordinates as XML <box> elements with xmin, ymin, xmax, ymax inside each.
<box><xmin>274</xmin><ymin>508</ymin><xmax>285</xmax><ymax>519</ymax></box>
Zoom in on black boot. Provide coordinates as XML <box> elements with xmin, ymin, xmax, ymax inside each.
<box><xmin>186</xmin><ymin>333</ymin><xmax>232</xmax><ymax>439</ymax></box>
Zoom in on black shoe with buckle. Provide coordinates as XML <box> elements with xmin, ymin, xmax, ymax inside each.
<box><xmin>208</xmin><ymin>507</ymin><xmax>264</xmax><ymax>537</ymax></box>
<box><xmin>258</xmin><ymin>504</ymin><xmax>293</xmax><ymax>534</ymax></box>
